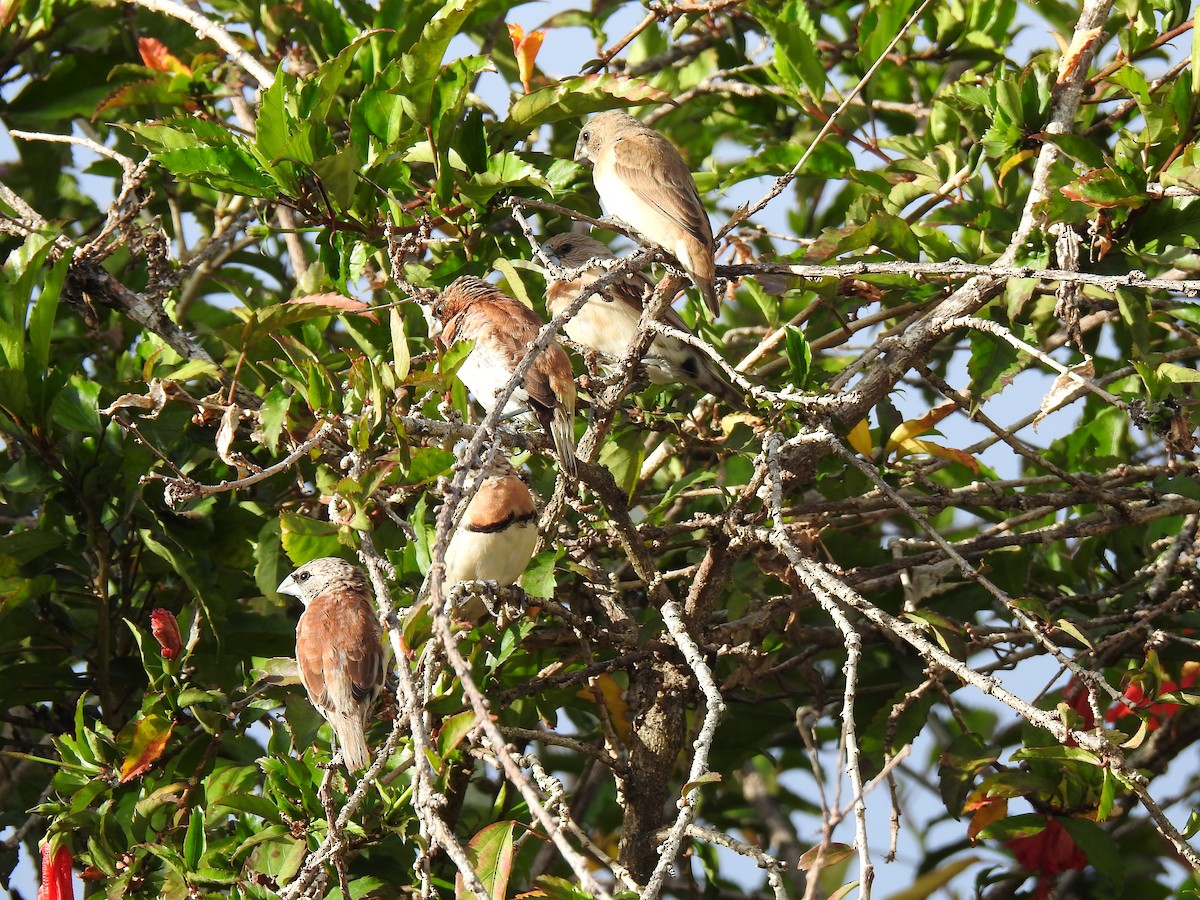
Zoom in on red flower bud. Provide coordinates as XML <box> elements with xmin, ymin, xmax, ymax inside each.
<box><xmin>150</xmin><ymin>609</ymin><xmax>182</xmax><ymax>660</ymax></box>
<box><xmin>39</xmin><ymin>842</ymin><xmax>74</xmax><ymax>900</ymax></box>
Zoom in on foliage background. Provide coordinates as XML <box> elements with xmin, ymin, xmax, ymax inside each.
<box><xmin>2</xmin><ymin>0</ymin><xmax>1200</xmax><ymax>897</ymax></box>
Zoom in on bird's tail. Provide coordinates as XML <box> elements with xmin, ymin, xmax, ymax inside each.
<box><xmin>689</xmin><ymin>356</ymin><xmax>749</xmax><ymax>411</ymax></box>
<box><xmin>697</xmin><ymin>278</ymin><xmax>720</xmax><ymax>318</ymax></box>
<box><xmin>550</xmin><ymin>407</ymin><xmax>578</xmax><ymax>477</ymax></box>
<box><xmin>330</xmin><ymin>714</ymin><xmax>371</xmax><ymax>772</ymax></box>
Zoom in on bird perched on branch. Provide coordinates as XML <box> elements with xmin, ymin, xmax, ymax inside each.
<box><xmin>543</xmin><ymin>233</ymin><xmax>746</xmax><ymax>409</ymax></box>
<box><xmin>574</xmin><ymin>110</ymin><xmax>719</xmax><ymax>317</ymax></box>
<box><xmin>279</xmin><ymin>557</ymin><xmax>385</xmax><ymax>772</ymax></box>
<box><xmin>444</xmin><ymin>453</ymin><xmax>539</xmax><ymax>621</ymax></box>
<box><xmin>432</xmin><ymin>276</ymin><xmax>578</xmax><ymax>476</ymax></box>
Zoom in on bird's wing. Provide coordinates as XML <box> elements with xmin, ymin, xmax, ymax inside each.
<box><xmin>342</xmin><ymin>604</ymin><xmax>383</xmax><ymax>706</ymax></box>
<box><xmin>611</xmin><ymin>133</ymin><xmax>714</xmax><ymax>247</ymax></box>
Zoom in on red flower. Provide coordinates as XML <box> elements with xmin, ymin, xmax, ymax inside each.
<box><xmin>39</xmin><ymin>843</ymin><xmax>74</xmax><ymax>900</ymax></box>
<box><xmin>1106</xmin><ymin>664</ymin><xmax>1197</xmax><ymax>731</ymax></box>
<box><xmin>1007</xmin><ymin>818</ymin><xmax>1086</xmax><ymax>899</ymax></box>
<box><xmin>1062</xmin><ymin>680</ymin><xmax>1096</xmax><ymax>746</ymax></box>
<box><xmin>150</xmin><ymin>609</ymin><xmax>182</xmax><ymax>660</ymax></box>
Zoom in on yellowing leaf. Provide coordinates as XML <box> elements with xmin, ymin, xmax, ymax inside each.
<box><xmin>576</xmin><ymin>674</ymin><xmax>630</xmax><ymax>742</ymax></box>
<box><xmin>893</xmin><ymin>438</ymin><xmax>980</xmax><ymax>473</ymax></box>
<box><xmin>719</xmin><ymin>411</ymin><xmax>763</xmax><ymax>436</ymax></box>
<box><xmin>120</xmin><ymin>714</ymin><xmax>174</xmax><ymax>782</ymax></box>
<box><xmin>1057</xmin><ymin>26</ymin><xmax>1103</xmax><ymax>84</ymax></box>
<box><xmin>884</xmin><ymin>402</ymin><xmax>957</xmax><ymax>455</ymax></box>
<box><xmin>797</xmin><ymin>842</ymin><xmax>855</xmax><ymax>871</ymax></box>
<box><xmin>847</xmin><ymin>418</ymin><xmax>873</xmax><ymax>456</ymax></box>
<box><xmin>967</xmin><ymin>798</ymin><xmax>1007</xmax><ymax>843</ymax></box>
<box><xmin>883</xmin><ymin>856</ymin><xmax>981</xmax><ymax>900</ymax></box>
<box><xmin>999</xmin><ymin>148</ymin><xmax>1037</xmax><ymax>186</ymax></box>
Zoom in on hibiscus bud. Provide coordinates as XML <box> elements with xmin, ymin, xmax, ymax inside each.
<box><xmin>150</xmin><ymin>609</ymin><xmax>182</xmax><ymax>660</ymax></box>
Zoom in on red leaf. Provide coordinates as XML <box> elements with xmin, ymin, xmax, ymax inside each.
<box><xmin>137</xmin><ymin>37</ymin><xmax>192</xmax><ymax>76</ymax></box>
<box><xmin>1007</xmin><ymin>818</ymin><xmax>1086</xmax><ymax>897</ymax></box>
<box><xmin>288</xmin><ymin>293</ymin><xmax>379</xmax><ymax>324</ymax></box>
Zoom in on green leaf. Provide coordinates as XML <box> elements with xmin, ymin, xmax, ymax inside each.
<box><xmin>860</xmin><ymin>0</ymin><xmax>921</xmax><ymax>65</ymax></box>
<box><xmin>784</xmin><ymin>325</ymin><xmax>811</xmax><ymax>386</ymax></box>
<box><xmin>461</xmin><ymin>152</ymin><xmax>549</xmax><ymax>203</ymax></box>
<box><xmin>305</xmin><ymin>31</ymin><xmax>382</xmax><ymax>123</ymax></box>
<box><xmin>139</xmin><ymin>531</ymin><xmax>214</xmax><ymax>627</ymax></box>
<box><xmin>258</xmin><ymin>384</ymin><xmax>292</xmax><ymax>454</ymax></box>
<box><xmin>1116</xmin><ymin>287</ymin><xmax>1151</xmax><ymax>359</ymax></box>
<box><xmin>399</xmin><ymin>0</ymin><xmax>483</xmax><ymax>120</ymax></box>
<box><xmin>769</xmin><ymin>3</ymin><xmax>825</xmax><ymax>100</ymax></box>
<box><xmin>311</xmin><ymin>145</ymin><xmax>362</xmax><ymax>212</ymax></box>
<box><xmin>49</xmin><ymin>376</ymin><xmax>102</xmax><ymax>435</ymax></box>
<box><xmin>246</xmin><ymin>832</ymin><xmax>307</xmax><ymax>880</ymax></box>
<box><xmin>503</xmin><ymin>74</ymin><xmax>672</xmax><ymax>138</ymax></box>
<box><xmin>1060</xmin><ymin>816</ymin><xmax>1122</xmax><ymax>887</ymax></box>
<box><xmin>183</xmin><ymin>806</ymin><xmax>206</xmax><ymax>870</ymax></box>
<box><xmin>437</xmin><ymin>710</ymin><xmax>476</xmax><ymax>760</ymax></box>
<box><xmin>255</xmin><ymin>68</ymin><xmax>301</xmax><ymax>165</ymax></box>
<box><xmin>1060</xmin><ymin>168</ymin><xmax>1147</xmax><ymax>209</ymax></box>
<box><xmin>27</xmin><ymin>253</ymin><xmax>69</xmax><ymax>372</ymax></box>
<box><xmin>1156</xmin><ymin>362</ymin><xmax>1200</xmax><ymax>384</ymax></box>
<box><xmin>966</xmin><ymin>326</ymin><xmax>1025</xmax><ymax>403</ymax></box>
<box><xmin>520</xmin><ymin>548</ymin><xmax>563</xmax><ymax>600</ymax></box>
<box><xmin>1039</xmin><ymin>133</ymin><xmax>1108</xmax><ymax>170</ymax></box>
<box><xmin>938</xmin><ymin>732</ymin><xmax>998</xmax><ymax>815</ymax></box>
<box><xmin>1097</xmin><ymin>767</ymin><xmax>1118</xmax><ymax>822</ymax></box>
<box><xmin>155</xmin><ymin>146</ymin><xmax>282</xmax><ymax>197</ymax></box>
<box><xmin>458</xmin><ymin>821</ymin><xmax>516</xmax><ymax>900</ymax></box>
<box><xmin>532</xmin><ymin>875</ymin><xmax>594</xmax><ymax>900</ymax></box>
<box><xmin>390</xmin><ymin>306</ymin><xmax>410</xmax><ymax>381</ymax></box>
<box><xmin>598</xmin><ymin>426</ymin><xmax>645</xmax><ymax>501</ymax></box>
<box><xmin>279</xmin><ymin>513</ymin><xmax>343</xmax><ymax>564</ymax></box>
<box><xmin>1010</xmin><ymin>745</ymin><xmax>1101</xmax><ymax>765</ymax></box>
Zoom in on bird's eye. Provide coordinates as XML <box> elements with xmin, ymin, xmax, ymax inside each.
<box><xmin>297</xmin><ymin>572</ymin><xmax>311</xmax><ymax>582</ymax></box>
<box><xmin>432</xmin><ymin>302</ymin><xmax>443</xmax><ymax>317</ymax></box>
<box><xmin>561</xmin><ymin>242</ymin><xmax>573</xmax><ymax>255</ymax></box>
<box><xmin>580</xmin><ymin>130</ymin><xmax>590</xmax><ymax>142</ymax></box>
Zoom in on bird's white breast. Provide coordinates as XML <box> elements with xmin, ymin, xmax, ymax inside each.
<box><xmin>593</xmin><ymin>164</ymin><xmax>685</xmax><ymax>261</ymax></box>
<box><xmin>456</xmin><ymin>343</ymin><xmax>529</xmax><ymax>418</ymax></box>
<box><xmin>444</xmin><ymin>521</ymin><xmax>538</xmax><ymax>586</ymax></box>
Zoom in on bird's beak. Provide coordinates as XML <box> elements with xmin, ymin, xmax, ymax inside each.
<box><xmin>277</xmin><ymin>574</ymin><xmax>297</xmax><ymax>597</ymax></box>
<box><xmin>422</xmin><ymin>305</ymin><xmax>443</xmax><ymax>339</ymax></box>
<box><xmin>573</xmin><ymin>137</ymin><xmax>588</xmax><ymax>164</ymax></box>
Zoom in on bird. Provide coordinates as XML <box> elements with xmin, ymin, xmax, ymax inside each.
<box><xmin>278</xmin><ymin>557</ymin><xmax>385</xmax><ymax>772</ymax></box>
<box><xmin>432</xmin><ymin>276</ymin><xmax>578</xmax><ymax>476</ymax></box>
<box><xmin>444</xmin><ymin>453</ymin><xmax>539</xmax><ymax>621</ymax></box>
<box><xmin>542</xmin><ymin>233</ymin><xmax>746</xmax><ymax>409</ymax></box>
<box><xmin>573</xmin><ymin>110</ymin><xmax>719</xmax><ymax>317</ymax></box>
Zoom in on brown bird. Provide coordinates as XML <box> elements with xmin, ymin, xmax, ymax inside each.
<box><xmin>574</xmin><ymin>110</ymin><xmax>719</xmax><ymax>317</ymax></box>
<box><xmin>543</xmin><ymin>233</ymin><xmax>746</xmax><ymax>409</ymax></box>
<box><xmin>279</xmin><ymin>557</ymin><xmax>385</xmax><ymax>772</ymax></box>
<box><xmin>432</xmin><ymin>276</ymin><xmax>577</xmax><ymax>476</ymax></box>
<box><xmin>445</xmin><ymin>454</ymin><xmax>539</xmax><ymax>621</ymax></box>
